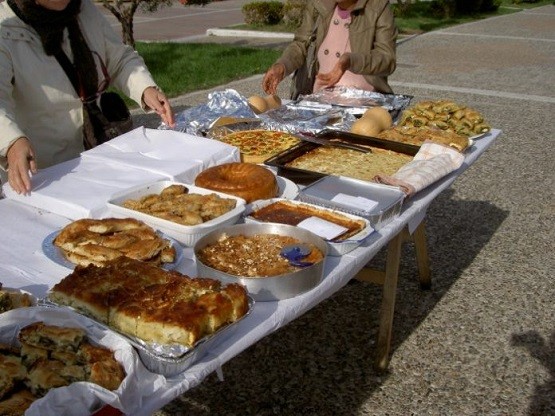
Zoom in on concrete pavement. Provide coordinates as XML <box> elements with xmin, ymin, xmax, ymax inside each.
<box><xmin>97</xmin><ymin>0</ymin><xmax>258</xmax><ymax>42</ymax></box>
<box><xmin>108</xmin><ymin>4</ymin><xmax>555</xmax><ymax>415</ymax></box>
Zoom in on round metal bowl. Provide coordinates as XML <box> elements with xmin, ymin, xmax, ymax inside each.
<box><xmin>194</xmin><ymin>223</ymin><xmax>328</xmax><ymax>301</ymax></box>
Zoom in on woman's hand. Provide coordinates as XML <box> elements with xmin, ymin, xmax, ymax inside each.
<box><xmin>316</xmin><ymin>53</ymin><xmax>351</xmax><ymax>88</ymax></box>
<box><xmin>142</xmin><ymin>87</ymin><xmax>175</xmax><ymax>128</ymax></box>
<box><xmin>262</xmin><ymin>63</ymin><xmax>286</xmax><ymax>95</ymax></box>
<box><xmin>6</xmin><ymin>137</ymin><xmax>37</xmax><ymax>195</ymax></box>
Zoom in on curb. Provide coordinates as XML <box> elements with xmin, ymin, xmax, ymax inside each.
<box><xmin>205</xmin><ymin>28</ymin><xmax>294</xmax><ymax>40</ymax></box>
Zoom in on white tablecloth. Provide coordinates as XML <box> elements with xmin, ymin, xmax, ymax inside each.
<box><xmin>0</xmin><ymin>130</ymin><xmax>500</xmax><ymax>415</ymax></box>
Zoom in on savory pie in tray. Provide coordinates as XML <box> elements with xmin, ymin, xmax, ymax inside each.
<box><xmin>215</xmin><ymin>129</ymin><xmax>301</xmax><ymax>164</ymax></box>
<box><xmin>51</xmin><ymin>217</ymin><xmax>176</xmax><ymax>268</ymax></box>
<box><xmin>48</xmin><ymin>257</ymin><xmax>250</xmax><ymax>350</ymax></box>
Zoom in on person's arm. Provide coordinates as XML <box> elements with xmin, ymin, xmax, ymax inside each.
<box><xmin>348</xmin><ymin>0</ymin><xmax>398</xmax><ymax>78</ymax></box>
<box><xmin>0</xmin><ymin>42</ymin><xmax>37</xmax><ymax>194</ymax></box>
<box><xmin>262</xmin><ymin>0</ymin><xmax>320</xmax><ymax>94</ymax></box>
<box><xmin>85</xmin><ymin>0</ymin><xmax>174</xmax><ymax>127</ymax></box>
<box><xmin>5</xmin><ymin>137</ymin><xmax>37</xmax><ymax>195</ymax></box>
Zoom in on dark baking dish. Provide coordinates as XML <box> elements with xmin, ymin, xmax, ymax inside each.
<box><xmin>264</xmin><ymin>129</ymin><xmax>420</xmax><ymax>185</ymax></box>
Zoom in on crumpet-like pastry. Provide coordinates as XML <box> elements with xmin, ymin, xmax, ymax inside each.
<box><xmin>195</xmin><ymin>162</ymin><xmax>278</xmax><ymax>203</ymax></box>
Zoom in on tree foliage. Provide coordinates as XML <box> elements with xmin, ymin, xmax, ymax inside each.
<box><xmin>101</xmin><ymin>0</ymin><xmax>211</xmax><ymax>48</ymax></box>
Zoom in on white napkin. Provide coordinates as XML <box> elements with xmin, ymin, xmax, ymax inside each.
<box><xmin>375</xmin><ymin>141</ymin><xmax>465</xmax><ymax>197</ymax></box>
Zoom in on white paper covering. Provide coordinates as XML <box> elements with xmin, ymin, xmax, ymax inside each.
<box><xmin>0</xmin><ymin>306</ymin><xmax>160</xmax><ymax>415</ymax></box>
<box><xmin>81</xmin><ymin>127</ymin><xmax>240</xmax><ymax>183</ymax></box>
<box><xmin>0</xmin><ymin>130</ymin><xmax>501</xmax><ymax>415</ymax></box>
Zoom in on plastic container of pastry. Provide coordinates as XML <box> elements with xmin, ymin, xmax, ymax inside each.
<box><xmin>297</xmin><ymin>176</ymin><xmax>405</xmax><ymax>230</ymax></box>
<box><xmin>194</xmin><ymin>223</ymin><xmax>328</xmax><ymax>301</ymax></box>
<box><xmin>244</xmin><ymin>198</ymin><xmax>374</xmax><ymax>256</ymax></box>
<box><xmin>106</xmin><ymin>180</ymin><xmax>246</xmax><ymax>246</ymax></box>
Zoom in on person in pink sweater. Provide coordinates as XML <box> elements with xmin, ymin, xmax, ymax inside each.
<box><xmin>263</xmin><ymin>0</ymin><xmax>398</xmax><ymax>98</ymax></box>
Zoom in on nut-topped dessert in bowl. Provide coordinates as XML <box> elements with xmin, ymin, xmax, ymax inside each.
<box><xmin>194</xmin><ymin>223</ymin><xmax>328</xmax><ymax>301</ymax></box>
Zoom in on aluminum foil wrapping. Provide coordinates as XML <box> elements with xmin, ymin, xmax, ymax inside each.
<box><xmin>258</xmin><ymin>104</ymin><xmax>356</xmax><ymax>135</ymax></box>
<box><xmin>163</xmin><ymin>89</ymin><xmax>258</xmax><ymax>135</ymax></box>
<box><xmin>296</xmin><ymin>86</ymin><xmax>413</xmax><ymax>120</ymax></box>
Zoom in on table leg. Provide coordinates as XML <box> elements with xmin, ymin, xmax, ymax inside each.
<box><xmin>412</xmin><ymin>221</ymin><xmax>431</xmax><ymax>290</ymax></box>
<box><xmin>374</xmin><ymin>231</ymin><xmax>403</xmax><ymax>371</ymax></box>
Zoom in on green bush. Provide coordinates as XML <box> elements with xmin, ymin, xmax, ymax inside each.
<box><xmin>242</xmin><ymin>1</ymin><xmax>284</xmax><ymax>25</ymax></box>
<box><xmin>455</xmin><ymin>0</ymin><xmax>483</xmax><ymax>14</ymax></box>
<box><xmin>455</xmin><ymin>0</ymin><xmax>501</xmax><ymax>14</ymax></box>
<box><xmin>392</xmin><ymin>0</ymin><xmax>430</xmax><ymax>18</ymax></box>
<box><xmin>429</xmin><ymin>0</ymin><xmax>456</xmax><ymax>18</ymax></box>
<box><xmin>282</xmin><ymin>0</ymin><xmax>305</xmax><ymax>27</ymax></box>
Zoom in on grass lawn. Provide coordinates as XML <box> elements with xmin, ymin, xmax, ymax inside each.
<box><xmin>118</xmin><ymin>43</ymin><xmax>282</xmax><ymax>107</ymax></box>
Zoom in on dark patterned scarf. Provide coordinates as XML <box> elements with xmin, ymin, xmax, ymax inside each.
<box><xmin>8</xmin><ymin>0</ymin><xmax>99</xmax><ymax>146</ymax></box>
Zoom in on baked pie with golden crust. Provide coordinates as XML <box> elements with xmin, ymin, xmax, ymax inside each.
<box><xmin>53</xmin><ymin>217</ymin><xmax>176</xmax><ymax>267</ymax></box>
<box><xmin>49</xmin><ymin>257</ymin><xmax>250</xmax><ymax>348</ymax></box>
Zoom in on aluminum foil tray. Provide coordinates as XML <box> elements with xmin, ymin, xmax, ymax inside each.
<box><xmin>298</xmin><ymin>176</ymin><xmax>405</xmax><ymax>230</ymax></box>
<box><xmin>40</xmin><ymin>296</ymin><xmax>254</xmax><ymax>377</ymax></box>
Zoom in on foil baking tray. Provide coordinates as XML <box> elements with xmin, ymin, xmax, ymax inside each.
<box><xmin>244</xmin><ymin>198</ymin><xmax>374</xmax><ymax>256</ymax></box>
<box><xmin>298</xmin><ymin>176</ymin><xmax>405</xmax><ymax>230</ymax></box>
<box><xmin>40</xmin><ymin>296</ymin><xmax>254</xmax><ymax>377</ymax></box>
<box><xmin>264</xmin><ymin>130</ymin><xmax>419</xmax><ymax>185</ymax></box>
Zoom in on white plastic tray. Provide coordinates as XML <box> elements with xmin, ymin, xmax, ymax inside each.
<box><xmin>106</xmin><ymin>180</ymin><xmax>246</xmax><ymax>246</ymax></box>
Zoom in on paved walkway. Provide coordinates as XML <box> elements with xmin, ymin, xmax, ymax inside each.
<box><xmin>97</xmin><ymin>0</ymin><xmax>256</xmax><ymax>42</ymax></box>
<box><xmin>103</xmin><ymin>4</ymin><xmax>555</xmax><ymax>415</ymax></box>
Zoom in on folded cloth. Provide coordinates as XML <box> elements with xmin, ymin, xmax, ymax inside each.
<box><xmin>374</xmin><ymin>141</ymin><xmax>465</xmax><ymax>197</ymax></box>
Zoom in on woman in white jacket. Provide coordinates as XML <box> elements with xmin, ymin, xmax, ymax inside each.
<box><xmin>0</xmin><ymin>0</ymin><xmax>174</xmax><ymax>194</ymax></box>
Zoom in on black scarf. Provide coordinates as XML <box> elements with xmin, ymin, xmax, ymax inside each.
<box><xmin>8</xmin><ymin>0</ymin><xmax>99</xmax><ymax>146</ymax></box>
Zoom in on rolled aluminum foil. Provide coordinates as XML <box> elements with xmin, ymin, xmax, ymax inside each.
<box><xmin>298</xmin><ymin>86</ymin><xmax>412</xmax><ymax>110</ymax></box>
<box><xmin>258</xmin><ymin>104</ymin><xmax>356</xmax><ymax>135</ymax></box>
<box><xmin>163</xmin><ymin>89</ymin><xmax>258</xmax><ymax>135</ymax></box>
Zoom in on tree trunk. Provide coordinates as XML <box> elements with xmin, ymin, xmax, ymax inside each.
<box><xmin>121</xmin><ymin>16</ymin><xmax>135</xmax><ymax>48</ymax></box>
<box><xmin>101</xmin><ymin>0</ymin><xmax>138</xmax><ymax>48</ymax></box>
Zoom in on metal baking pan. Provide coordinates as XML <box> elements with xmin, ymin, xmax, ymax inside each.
<box><xmin>244</xmin><ymin>198</ymin><xmax>374</xmax><ymax>256</ymax></box>
<box><xmin>40</xmin><ymin>295</ymin><xmax>254</xmax><ymax>377</ymax></box>
<box><xmin>264</xmin><ymin>129</ymin><xmax>419</xmax><ymax>185</ymax></box>
<box><xmin>194</xmin><ymin>223</ymin><xmax>328</xmax><ymax>302</ymax></box>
